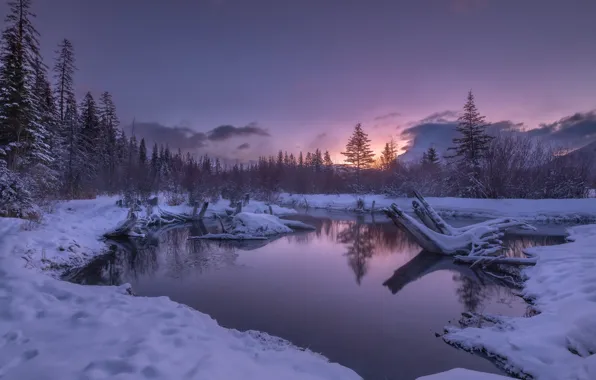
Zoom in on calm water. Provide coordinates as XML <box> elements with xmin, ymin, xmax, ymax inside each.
<box><xmin>67</xmin><ymin>211</ymin><xmax>565</xmax><ymax>380</ymax></box>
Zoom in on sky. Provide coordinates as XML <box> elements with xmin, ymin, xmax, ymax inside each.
<box><xmin>2</xmin><ymin>0</ymin><xmax>595</xmax><ymax>162</ymax></box>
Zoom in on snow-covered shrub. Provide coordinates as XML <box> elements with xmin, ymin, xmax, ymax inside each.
<box><xmin>166</xmin><ymin>191</ymin><xmax>185</xmax><ymax>206</ymax></box>
<box><xmin>0</xmin><ymin>161</ymin><xmax>35</xmax><ymax>218</ymax></box>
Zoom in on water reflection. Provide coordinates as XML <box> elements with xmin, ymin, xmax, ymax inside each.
<box><xmin>66</xmin><ymin>213</ymin><xmax>566</xmax><ymax>380</ymax></box>
<box><xmin>68</xmin><ymin>215</ymin><xmax>564</xmax><ymax>299</ymax></box>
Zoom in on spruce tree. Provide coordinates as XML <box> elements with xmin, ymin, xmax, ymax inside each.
<box><xmin>341</xmin><ymin>123</ymin><xmax>375</xmax><ymax>187</ymax></box>
<box><xmin>78</xmin><ymin>92</ymin><xmax>100</xmax><ymax>192</ymax></box>
<box><xmin>448</xmin><ymin>90</ymin><xmax>493</xmax><ymax>197</ymax></box>
<box><xmin>53</xmin><ymin>39</ymin><xmax>76</xmax><ymax>123</ymax></box>
<box><xmin>425</xmin><ymin>146</ymin><xmax>439</xmax><ymax>165</ymax></box>
<box><xmin>380</xmin><ymin>137</ymin><xmax>398</xmax><ymax>170</ymax></box>
<box><xmin>0</xmin><ymin>0</ymin><xmax>44</xmax><ymax>171</ymax></box>
<box><xmin>98</xmin><ymin>91</ymin><xmax>119</xmax><ymax>193</ymax></box>
<box><xmin>323</xmin><ymin>150</ymin><xmax>333</xmax><ymax>168</ymax></box>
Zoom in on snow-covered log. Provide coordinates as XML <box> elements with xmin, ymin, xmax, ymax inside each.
<box><xmin>383</xmin><ymin>201</ymin><xmax>534</xmax><ymax>257</ymax></box>
<box><xmin>188</xmin><ymin>233</ymin><xmax>268</xmax><ymax>240</ymax></box>
<box><xmin>104</xmin><ymin>206</ymin><xmax>208</xmax><ymax>238</ymax></box>
<box><xmin>103</xmin><ymin>209</ymin><xmax>140</xmax><ymax>238</ymax></box>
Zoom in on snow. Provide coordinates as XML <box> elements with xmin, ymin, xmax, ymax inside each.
<box><xmin>280</xmin><ymin>193</ymin><xmax>596</xmax><ymax>222</ymax></box>
<box><xmin>12</xmin><ymin>195</ymin><xmax>297</xmax><ymax>272</ymax></box>
<box><xmin>231</xmin><ymin>212</ymin><xmax>294</xmax><ymax>236</ymax></box>
<box><xmin>416</xmin><ymin>368</ymin><xmax>511</xmax><ymax>380</ymax></box>
<box><xmin>0</xmin><ymin>201</ymin><xmax>361</xmax><ymax>380</ymax></box>
<box><xmin>5</xmin><ymin>194</ymin><xmax>596</xmax><ymax>380</ymax></box>
<box><xmin>443</xmin><ymin>224</ymin><xmax>596</xmax><ymax>380</ymax></box>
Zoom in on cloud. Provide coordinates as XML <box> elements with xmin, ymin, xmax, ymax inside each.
<box><xmin>399</xmin><ymin>109</ymin><xmax>596</xmax><ymax>162</ymax></box>
<box><xmin>416</xmin><ymin>110</ymin><xmax>459</xmax><ymax>124</ymax></box>
<box><xmin>399</xmin><ymin>111</ymin><xmax>525</xmax><ymax>161</ymax></box>
<box><xmin>123</xmin><ymin>122</ymin><xmax>207</xmax><ymax>150</ymax></box>
<box><xmin>374</xmin><ymin>112</ymin><xmax>401</xmax><ymax>121</ymax></box>
<box><xmin>236</xmin><ymin>142</ymin><xmax>250</xmax><ymax>150</ymax></box>
<box><xmin>526</xmin><ymin>111</ymin><xmax>596</xmax><ymax>148</ymax></box>
<box><xmin>207</xmin><ymin>122</ymin><xmax>270</xmax><ymax>141</ymax></box>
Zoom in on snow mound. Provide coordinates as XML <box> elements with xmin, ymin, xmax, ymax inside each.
<box><xmin>416</xmin><ymin>368</ymin><xmax>511</xmax><ymax>379</ymax></box>
<box><xmin>443</xmin><ymin>224</ymin><xmax>596</xmax><ymax>380</ymax></box>
<box><xmin>0</xmin><ymin>216</ymin><xmax>361</xmax><ymax>380</ymax></box>
<box><xmin>232</xmin><ymin>212</ymin><xmax>293</xmax><ymax>236</ymax></box>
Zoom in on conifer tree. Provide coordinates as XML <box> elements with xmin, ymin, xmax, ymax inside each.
<box><xmin>53</xmin><ymin>39</ymin><xmax>76</xmax><ymax>123</ymax></box>
<box><xmin>0</xmin><ymin>0</ymin><xmax>44</xmax><ymax>171</ymax></box>
<box><xmin>78</xmin><ymin>92</ymin><xmax>100</xmax><ymax>191</ymax></box>
<box><xmin>341</xmin><ymin>123</ymin><xmax>375</xmax><ymax>187</ymax></box>
<box><xmin>425</xmin><ymin>146</ymin><xmax>439</xmax><ymax>165</ymax></box>
<box><xmin>448</xmin><ymin>90</ymin><xmax>493</xmax><ymax>197</ymax></box>
<box><xmin>98</xmin><ymin>91</ymin><xmax>119</xmax><ymax>192</ymax></box>
<box><xmin>380</xmin><ymin>137</ymin><xmax>398</xmax><ymax>170</ymax></box>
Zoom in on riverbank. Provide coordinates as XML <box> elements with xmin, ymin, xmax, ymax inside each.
<box><xmin>279</xmin><ymin>193</ymin><xmax>596</xmax><ymax>223</ymax></box>
<box><xmin>2</xmin><ymin>195</ymin><xmax>594</xmax><ymax>379</ymax></box>
<box><xmin>0</xmin><ymin>199</ymin><xmax>362</xmax><ymax>380</ymax></box>
<box><xmin>443</xmin><ymin>224</ymin><xmax>596</xmax><ymax>379</ymax></box>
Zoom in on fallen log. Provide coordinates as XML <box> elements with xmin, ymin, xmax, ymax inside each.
<box><xmin>383</xmin><ymin>203</ymin><xmax>529</xmax><ymax>257</ymax></box>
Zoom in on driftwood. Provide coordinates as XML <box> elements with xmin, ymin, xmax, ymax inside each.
<box><xmin>383</xmin><ymin>192</ymin><xmax>535</xmax><ymax>262</ymax></box>
<box><xmin>103</xmin><ymin>206</ymin><xmax>208</xmax><ymax>238</ymax></box>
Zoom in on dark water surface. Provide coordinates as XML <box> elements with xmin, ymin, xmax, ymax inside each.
<box><xmin>69</xmin><ymin>211</ymin><xmax>566</xmax><ymax>380</ymax></box>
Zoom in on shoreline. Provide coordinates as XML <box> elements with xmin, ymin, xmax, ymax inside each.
<box><xmin>2</xmin><ymin>195</ymin><xmax>595</xmax><ymax>379</ymax></box>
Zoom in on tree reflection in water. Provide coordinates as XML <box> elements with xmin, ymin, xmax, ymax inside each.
<box><xmin>66</xmin><ymin>214</ymin><xmax>563</xmax><ymax>313</ymax></box>
<box><xmin>286</xmin><ymin>215</ymin><xmax>421</xmax><ymax>284</ymax></box>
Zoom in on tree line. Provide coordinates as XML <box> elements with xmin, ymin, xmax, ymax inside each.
<box><xmin>0</xmin><ymin>0</ymin><xmax>592</xmax><ymax>218</ymax></box>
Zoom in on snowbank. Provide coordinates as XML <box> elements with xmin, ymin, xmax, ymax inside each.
<box><xmin>232</xmin><ymin>212</ymin><xmax>294</xmax><ymax>236</ymax></box>
<box><xmin>12</xmin><ymin>196</ymin><xmax>297</xmax><ymax>272</ymax></box>
<box><xmin>443</xmin><ymin>224</ymin><xmax>596</xmax><ymax>380</ymax></box>
<box><xmin>416</xmin><ymin>368</ymin><xmax>511</xmax><ymax>379</ymax></box>
<box><xmin>279</xmin><ymin>193</ymin><xmax>596</xmax><ymax>223</ymax></box>
<box><xmin>0</xmin><ymin>211</ymin><xmax>361</xmax><ymax>380</ymax></box>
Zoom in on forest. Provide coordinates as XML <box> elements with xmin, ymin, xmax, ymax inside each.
<box><xmin>0</xmin><ymin>0</ymin><xmax>593</xmax><ymax>219</ymax></box>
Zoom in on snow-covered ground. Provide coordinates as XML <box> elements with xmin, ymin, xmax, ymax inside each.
<box><xmin>443</xmin><ymin>224</ymin><xmax>596</xmax><ymax>380</ymax></box>
<box><xmin>0</xmin><ymin>198</ymin><xmax>363</xmax><ymax>380</ymax></box>
<box><xmin>13</xmin><ymin>196</ymin><xmax>296</xmax><ymax>272</ymax></box>
<box><xmin>280</xmin><ymin>193</ymin><xmax>596</xmax><ymax>223</ymax></box>
<box><xmin>4</xmin><ymin>194</ymin><xmax>596</xmax><ymax>380</ymax></box>
<box><xmin>417</xmin><ymin>368</ymin><xmax>511</xmax><ymax>379</ymax></box>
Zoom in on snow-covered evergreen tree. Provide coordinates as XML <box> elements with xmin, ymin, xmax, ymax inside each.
<box><xmin>98</xmin><ymin>91</ymin><xmax>119</xmax><ymax>193</ymax></box>
<box><xmin>53</xmin><ymin>39</ymin><xmax>76</xmax><ymax>123</ymax></box>
<box><xmin>0</xmin><ymin>0</ymin><xmax>45</xmax><ymax>170</ymax></box>
<box><xmin>78</xmin><ymin>92</ymin><xmax>100</xmax><ymax>192</ymax></box>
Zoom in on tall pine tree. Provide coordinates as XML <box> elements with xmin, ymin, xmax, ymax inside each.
<box><xmin>78</xmin><ymin>92</ymin><xmax>100</xmax><ymax>193</ymax></box>
<box><xmin>448</xmin><ymin>90</ymin><xmax>493</xmax><ymax>197</ymax></box>
<box><xmin>341</xmin><ymin>123</ymin><xmax>375</xmax><ymax>187</ymax></box>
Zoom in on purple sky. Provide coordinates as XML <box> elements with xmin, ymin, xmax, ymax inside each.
<box><xmin>2</xmin><ymin>0</ymin><xmax>595</xmax><ymax>160</ymax></box>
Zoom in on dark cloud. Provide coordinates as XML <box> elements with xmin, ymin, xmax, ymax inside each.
<box><xmin>207</xmin><ymin>123</ymin><xmax>270</xmax><ymax>141</ymax></box>
<box><xmin>236</xmin><ymin>143</ymin><xmax>250</xmax><ymax>150</ymax></box>
<box><xmin>123</xmin><ymin>122</ymin><xmax>207</xmax><ymax>150</ymax></box>
<box><xmin>374</xmin><ymin>112</ymin><xmax>401</xmax><ymax>121</ymax></box>
<box><xmin>527</xmin><ymin>111</ymin><xmax>596</xmax><ymax>148</ymax></box>
<box><xmin>416</xmin><ymin>110</ymin><xmax>459</xmax><ymax>125</ymax></box>
<box><xmin>399</xmin><ymin>109</ymin><xmax>596</xmax><ymax>162</ymax></box>
<box><xmin>399</xmin><ymin>112</ymin><xmax>525</xmax><ymax>161</ymax></box>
